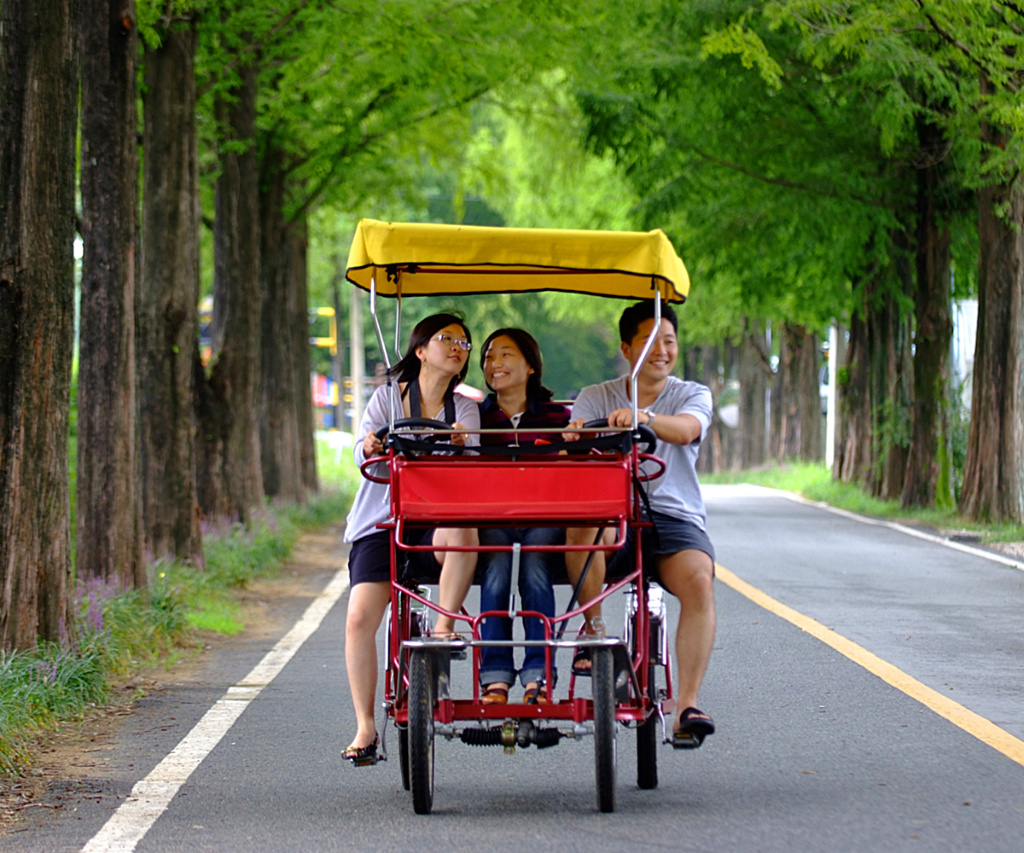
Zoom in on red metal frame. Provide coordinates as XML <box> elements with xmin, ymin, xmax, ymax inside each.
<box><xmin>378</xmin><ymin>442</ymin><xmax>670</xmax><ymax>732</ymax></box>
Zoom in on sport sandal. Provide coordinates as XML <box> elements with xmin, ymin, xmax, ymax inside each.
<box><xmin>481</xmin><ymin>684</ymin><xmax>509</xmax><ymax>705</ymax></box>
<box><xmin>523</xmin><ymin>682</ymin><xmax>549</xmax><ymax>705</ymax></box>
<box><xmin>671</xmin><ymin>707</ymin><xmax>715</xmax><ymax>750</ymax></box>
<box><xmin>343</xmin><ymin>733</ymin><xmax>380</xmax><ymax>766</ymax></box>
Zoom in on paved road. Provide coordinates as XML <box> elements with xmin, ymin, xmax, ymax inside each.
<box><xmin>5</xmin><ymin>485</ymin><xmax>1024</xmax><ymax>852</ymax></box>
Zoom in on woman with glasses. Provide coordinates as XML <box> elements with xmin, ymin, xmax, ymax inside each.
<box><xmin>343</xmin><ymin>312</ymin><xmax>480</xmax><ymax>765</ymax></box>
<box><xmin>476</xmin><ymin>328</ymin><xmax>570</xmax><ymax>706</ymax></box>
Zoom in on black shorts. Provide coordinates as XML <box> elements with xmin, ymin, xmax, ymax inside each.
<box><xmin>347</xmin><ymin>529</ymin><xmax>441</xmax><ymax>586</ymax></box>
<box><xmin>608</xmin><ymin>512</ymin><xmax>715</xmax><ymax>581</ymax></box>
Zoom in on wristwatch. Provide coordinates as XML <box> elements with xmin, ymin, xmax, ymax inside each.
<box><xmin>640</xmin><ymin>408</ymin><xmax>655</xmax><ymax>426</ymax></box>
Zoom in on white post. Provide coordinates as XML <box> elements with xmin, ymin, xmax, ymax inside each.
<box><xmin>826</xmin><ymin>322</ymin><xmax>845</xmax><ymax>469</ymax></box>
<box><xmin>349</xmin><ymin>287</ymin><xmax>365</xmax><ymax>437</ymax></box>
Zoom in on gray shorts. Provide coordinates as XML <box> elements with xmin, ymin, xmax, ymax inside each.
<box><xmin>608</xmin><ymin>511</ymin><xmax>715</xmax><ymax>580</ymax></box>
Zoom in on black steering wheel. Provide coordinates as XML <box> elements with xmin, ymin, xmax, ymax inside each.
<box><xmin>581</xmin><ymin>418</ymin><xmax>658</xmax><ymax>454</ymax></box>
<box><xmin>374</xmin><ymin>417</ymin><xmax>454</xmax><ymax>442</ymax></box>
<box><xmin>374</xmin><ymin>417</ymin><xmax>460</xmax><ymax>455</ymax></box>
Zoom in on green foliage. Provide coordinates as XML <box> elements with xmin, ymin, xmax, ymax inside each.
<box><xmin>0</xmin><ymin>642</ymin><xmax>108</xmax><ymax>774</ymax></box>
<box><xmin>948</xmin><ymin>376</ymin><xmax>971</xmax><ymax>502</ymax></box>
<box><xmin>871</xmin><ymin>395</ymin><xmax>911</xmax><ymax>486</ymax></box>
<box><xmin>702</xmin><ymin>19</ymin><xmax>784</xmax><ymax>88</ymax></box>
<box><xmin>458</xmin><ymin>74</ymin><xmax>641</xmax><ymax>232</ymax></box>
<box><xmin>570</xmin><ymin>0</ymin><xmax>895</xmax><ymax>345</ymax></box>
<box><xmin>196</xmin><ymin>0</ymin><xmax>587</xmax><ymax>225</ymax></box>
<box><xmin>754</xmin><ymin>0</ymin><xmax>1024</xmax><ymax>184</ymax></box>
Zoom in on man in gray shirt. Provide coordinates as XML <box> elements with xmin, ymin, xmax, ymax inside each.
<box><xmin>564</xmin><ymin>300</ymin><xmax>717</xmax><ymax>748</ymax></box>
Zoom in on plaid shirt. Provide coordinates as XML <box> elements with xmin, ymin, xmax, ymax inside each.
<box><xmin>478</xmin><ymin>394</ymin><xmax>570</xmax><ymax>447</ymax></box>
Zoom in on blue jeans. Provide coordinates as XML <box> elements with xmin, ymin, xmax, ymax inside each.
<box><xmin>478</xmin><ymin>527</ymin><xmax>561</xmax><ymax>688</ymax></box>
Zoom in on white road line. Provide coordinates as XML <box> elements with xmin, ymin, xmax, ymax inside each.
<box><xmin>81</xmin><ymin>569</ymin><xmax>350</xmax><ymax>853</ymax></box>
<box><xmin>703</xmin><ymin>483</ymin><xmax>1022</xmax><ymax>570</ymax></box>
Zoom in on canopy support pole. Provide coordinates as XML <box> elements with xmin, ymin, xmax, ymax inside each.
<box><xmin>629</xmin><ymin>285</ymin><xmax>662</xmax><ymax>427</ymax></box>
<box><xmin>369</xmin><ymin>276</ymin><xmax>397</xmax><ymax>430</ymax></box>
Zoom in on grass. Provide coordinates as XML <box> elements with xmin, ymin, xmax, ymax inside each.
<box><xmin>702</xmin><ymin>461</ymin><xmax>1024</xmax><ymax>544</ymax></box>
<box><xmin>0</xmin><ymin>435</ymin><xmax>360</xmax><ymax>776</ymax></box>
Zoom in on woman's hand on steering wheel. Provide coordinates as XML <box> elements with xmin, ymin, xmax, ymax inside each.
<box><xmin>448</xmin><ymin>421</ymin><xmax>469</xmax><ymax>447</ymax></box>
<box><xmin>363</xmin><ymin>430</ymin><xmax>384</xmax><ymax>458</ymax></box>
<box><xmin>373</xmin><ymin>417</ymin><xmax>457</xmax><ymax>449</ymax></box>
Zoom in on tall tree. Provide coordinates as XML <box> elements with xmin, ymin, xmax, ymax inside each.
<box><xmin>775</xmin><ymin>324</ymin><xmax>823</xmax><ymax>462</ymax></box>
<box><xmin>902</xmin><ymin>115</ymin><xmax>955</xmax><ymax>509</ymax></box>
<box><xmin>961</xmin><ymin>77</ymin><xmax>1024</xmax><ymax>521</ymax></box>
<box><xmin>240</xmin><ymin>0</ymin><xmax>578</xmax><ymax>499</ymax></box>
<box><xmin>835</xmin><ymin>253</ymin><xmax>914</xmax><ymax>499</ymax></box>
<box><xmin>573</xmin><ymin>1</ymin><xmax>885</xmax><ymax>473</ymax></box>
<box><xmin>258</xmin><ymin>143</ymin><xmax>306</xmax><ymax>501</ymax></box>
<box><xmin>78</xmin><ymin>0</ymin><xmax>145</xmax><ymax>587</ymax></box>
<box><xmin>138</xmin><ymin>16</ymin><xmax>203</xmax><ymax>562</ymax></box>
<box><xmin>738</xmin><ymin>319</ymin><xmax>771</xmax><ymax>468</ymax></box>
<box><xmin>0</xmin><ymin>0</ymin><xmax>80</xmax><ymax>648</ymax></box>
<box><xmin>199</xmin><ymin>54</ymin><xmax>265</xmax><ymax>521</ymax></box>
<box><xmin>734</xmin><ymin>2</ymin><xmax>1024</xmax><ymax>516</ymax></box>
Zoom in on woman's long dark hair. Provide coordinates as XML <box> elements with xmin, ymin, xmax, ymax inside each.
<box><xmin>388</xmin><ymin>312</ymin><xmax>472</xmax><ymax>390</ymax></box>
<box><xmin>480</xmin><ymin>327</ymin><xmax>554</xmax><ymax>403</ymax></box>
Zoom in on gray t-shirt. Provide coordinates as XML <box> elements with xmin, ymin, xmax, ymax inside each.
<box><xmin>344</xmin><ymin>382</ymin><xmax>481</xmax><ymax>543</ymax></box>
<box><xmin>570</xmin><ymin>375</ymin><xmax>712</xmax><ymax>531</ymax></box>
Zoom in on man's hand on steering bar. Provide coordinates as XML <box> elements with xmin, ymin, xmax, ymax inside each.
<box><xmin>607</xmin><ymin>407</ymin><xmax>652</xmax><ymax>429</ymax></box>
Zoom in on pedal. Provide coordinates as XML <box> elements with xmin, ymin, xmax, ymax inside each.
<box><xmin>669</xmin><ymin>731</ymin><xmax>704</xmax><ymax>750</ymax></box>
<box><xmin>421</xmin><ymin>635</ymin><xmax>467</xmax><ymax>660</ymax></box>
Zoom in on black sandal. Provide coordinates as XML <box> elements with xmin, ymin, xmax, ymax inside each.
<box><xmin>343</xmin><ymin>733</ymin><xmax>380</xmax><ymax>766</ymax></box>
<box><xmin>671</xmin><ymin>707</ymin><xmax>715</xmax><ymax>750</ymax></box>
<box><xmin>571</xmin><ymin>645</ymin><xmax>591</xmax><ymax>677</ymax></box>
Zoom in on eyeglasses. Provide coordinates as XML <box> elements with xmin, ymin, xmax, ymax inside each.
<box><xmin>433</xmin><ymin>333</ymin><xmax>472</xmax><ymax>352</ymax></box>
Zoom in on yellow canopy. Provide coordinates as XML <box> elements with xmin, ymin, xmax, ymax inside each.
<box><xmin>345</xmin><ymin>219</ymin><xmax>689</xmax><ymax>302</ymax></box>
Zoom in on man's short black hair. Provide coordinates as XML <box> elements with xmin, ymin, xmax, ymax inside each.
<box><xmin>619</xmin><ymin>300</ymin><xmax>678</xmax><ymax>344</ymax></box>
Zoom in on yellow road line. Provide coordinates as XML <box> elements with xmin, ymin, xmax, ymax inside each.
<box><xmin>716</xmin><ymin>564</ymin><xmax>1024</xmax><ymax>769</ymax></box>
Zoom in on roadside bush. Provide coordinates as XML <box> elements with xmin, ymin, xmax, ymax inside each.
<box><xmin>0</xmin><ymin>444</ymin><xmax>358</xmax><ymax>777</ymax></box>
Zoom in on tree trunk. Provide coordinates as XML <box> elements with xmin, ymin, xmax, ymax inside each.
<box><xmin>836</xmin><ymin>308</ymin><xmax>873</xmax><ymax>486</ymax></box>
<box><xmin>287</xmin><ymin>215</ymin><xmax>318</xmax><ymax>493</ymax></box>
<box><xmin>876</xmin><ymin>261</ymin><xmax>914</xmax><ymax>502</ymax></box>
<box><xmin>836</xmin><ymin>264</ymin><xmax>913</xmax><ymax>497</ymax></box>
<box><xmin>797</xmin><ymin>329</ymin><xmax>823</xmax><ymax>462</ymax></box>
<box><xmin>198</xmin><ymin>62</ymin><xmax>265</xmax><ymax>523</ymax></box>
<box><xmin>0</xmin><ymin>0</ymin><xmax>79</xmax><ymax>649</ymax></box>
<box><xmin>687</xmin><ymin>344</ymin><xmax>733</xmax><ymax>475</ymax></box>
<box><xmin>259</xmin><ymin>150</ymin><xmax>306</xmax><ymax>502</ymax></box>
<box><xmin>138</xmin><ymin>23</ymin><xmax>203</xmax><ymax>562</ymax></box>
<box><xmin>738</xmin><ymin>318</ymin><xmax>769</xmax><ymax>469</ymax></box>
<box><xmin>960</xmin><ymin>84</ymin><xmax>1024</xmax><ymax>522</ymax></box>
<box><xmin>776</xmin><ymin>324</ymin><xmax>822</xmax><ymax>462</ymax></box>
<box><xmin>78</xmin><ymin>0</ymin><xmax>143</xmax><ymax>588</ymax></box>
<box><xmin>902</xmin><ymin>119</ymin><xmax>954</xmax><ymax>510</ymax></box>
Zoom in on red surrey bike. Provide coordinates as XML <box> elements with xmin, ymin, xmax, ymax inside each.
<box><xmin>346</xmin><ymin>219</ymin><xmax>690</xmax><ymax>814</ymax></box>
